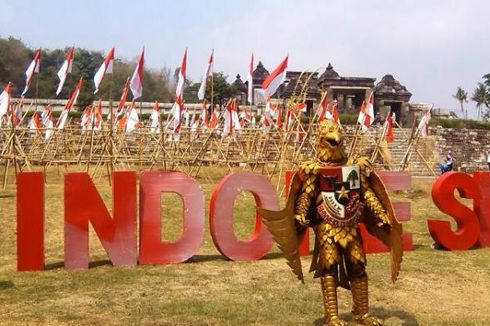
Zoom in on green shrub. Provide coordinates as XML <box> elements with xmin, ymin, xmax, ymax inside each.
<box><xmin>430</xmin><ymin>118</ymin><xmax>490</xmax><ymax>130</ymax></box>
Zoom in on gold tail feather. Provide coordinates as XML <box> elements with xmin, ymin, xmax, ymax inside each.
<box><xmin>257</xmin><ymin>173</ymin><xmax>304</xmax><ymax>283</ymax></box>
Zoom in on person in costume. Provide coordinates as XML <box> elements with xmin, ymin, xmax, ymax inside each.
<box><xmin>258</xmin><ymin>120</ymin><xmax>403</xmax><ymax>326</ymax></box>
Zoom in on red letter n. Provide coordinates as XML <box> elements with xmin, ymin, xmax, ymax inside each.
<box><xmin>64</xmin><ymin>171</ymin><xmax>136</xmax><ymax>269</ymax></box>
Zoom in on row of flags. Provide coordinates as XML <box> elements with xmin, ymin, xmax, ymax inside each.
<box><xmin>15</xmin><ymin>47</ymin><xmax>288</xmax><ymax>103</ymax></box>
<box><xmin>1</xmin><ymin>46</ymin><xmax>434</xmax><ymax>142</ymax></box>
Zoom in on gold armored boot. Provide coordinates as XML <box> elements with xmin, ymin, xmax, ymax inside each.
<box><xmin>321</xmin><ymin>275</ymin><xmax>347</xmax><ymax>326</ymax></box>
<box><xmin>351</xmin><ymin>276</ymin><xmax>383</xmax><ymax>326</ymax></box>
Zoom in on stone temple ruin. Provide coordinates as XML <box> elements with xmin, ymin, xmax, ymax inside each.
<box><xmin>234</xmin><ymin>62</ymin><xmax>417</xmax><ymax>126</ymax></box>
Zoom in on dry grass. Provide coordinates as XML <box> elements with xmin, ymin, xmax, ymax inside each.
<box><xmin>0</xmin><ymin>169</ymin><xmax>490</xmax><ymax>325</ymax></box>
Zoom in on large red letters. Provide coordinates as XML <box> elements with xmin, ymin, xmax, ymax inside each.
<box><xmin>16</xmin><ymin>170</ymin><xmax>425</xmax><ymax>271</ymax></box>
<box><xmin>64</xmin><ymin>171</ymin><xmax>137</xmax><ymax>269</ymax></box>
<box><xmin>17</xmin><ymin>172</ymin><xmax>44</xmax><ymax>271</ymax></box>
<box><xmin>473</xmin><ymin>171</ymin><xmax>490</xmax><ymax>247</ymax></box>
<box><xmin>427</xmin><ymin>172</ymin><xmax>481</xmax><ymax>250</ymax></box>
<box><xmin>139</xmin><ymin>171</ymin><xmax>204</xmax><ymax>264</ymax></box>
<box><xmin>209</xmin><ymin>172</ymin><xmax>276</xmax><ymax>260</ymax></box>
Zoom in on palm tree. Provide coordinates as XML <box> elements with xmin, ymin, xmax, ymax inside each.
<box><xmin>471</xmin><ymin>83</ymin><xmax>488</xmax><ymax>120</ymax></box>
<box><xmin>453</xmin><ymin>87</ymin><xmax>468</xmax><ymax>119</ymax></box>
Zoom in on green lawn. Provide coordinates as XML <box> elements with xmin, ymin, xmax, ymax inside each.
<box><xmin>0</xmin><ymin>169</ymin><xmax>489</xmax><ymax>325</ymax></box>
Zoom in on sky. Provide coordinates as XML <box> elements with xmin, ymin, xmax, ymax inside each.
<box><xmin>0</xmin><ymin>0</ymin><xmax>489</xmax><ymax>117</ymax></box>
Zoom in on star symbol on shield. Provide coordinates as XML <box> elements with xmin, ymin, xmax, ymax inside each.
<box><xmin>335</xmin><ymin>185</ymin><xmax>350</xmax><ymax>200</ymax></box>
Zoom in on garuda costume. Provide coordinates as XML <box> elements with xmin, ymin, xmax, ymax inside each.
<box><xmin>258</xmin><ymin>120</ymin><xmax>402</xmax><ymax>326</ymax></box>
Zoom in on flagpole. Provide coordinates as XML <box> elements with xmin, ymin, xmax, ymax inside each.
<box><xmin>108</xmin><ymin>73</ymin><xmax>114</xmax><ymax>183</ymax></box>
<box><xmin>210</xmin><ymin>61</ymin><xmax>214</xmax><ymax>121</ymax></box>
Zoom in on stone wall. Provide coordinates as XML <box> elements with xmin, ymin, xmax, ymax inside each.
<box><xmin>343</xmin><ymin>125</ymin><xmax>490</xmax><ymax>175</ymax></box>
<box><xmin>431</xmin><ymin>126</ymin><xmax>490</xmax><ymax>172</ymax></box>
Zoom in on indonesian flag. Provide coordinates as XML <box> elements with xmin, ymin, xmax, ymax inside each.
<box><xmin>112</xmin><ymin>77</ymin><xmax>130</xmax><ymax>125</ymax></box>
<box><xmin>275</xmin><ymin>106</ymin><xmax>283</xmax><ymax>128</ymax></box>
<box><xmin>56</xmin><ymin>47</ymin><xmax>75</xmax><ymax>96</ymax></box>
<box><xmin>358</xmin><ymin>92</ymin><xmax>374</xmax><ymax>131</ymax></box>
<box><xmin>57</xmin><ymin>77</ymin><xmax>83</xmax><ymax>129</ymax></box>
<box><xmin>42</xmin><ymin>105</ymin><xmax>54</xmax><ymax>140</ymax></box>
<box><xmin>125</xmin><ymin>101</ymin><xmax>140</xmax><ymax>133</ymax></box>
<box><xmin>29</xmin><ymin>110</ymin><xmax>42</xmax><ymax>132</ymax></box>
<box><xmin>358</xmin><ymin>100</ymin><xmax>366</xmax><ymax>125</ymax></box>
<box><xmin>261</xmin><ymin>55</ymin><xmax>288</xmax><ymax>99</ymax></box>
<box><xmin>150</xmin><ymin>101</ymin><xmax>161</xmax><ymax>133</ymax></box>
<box><xmin>263</xmin><ymin>99</ymin><xmax>274</xmax><ymax>130</ymax></box>
<box><xmin>176</xmin><ymin>48</ymin><xmax>187</xmax><ymax>97</ymax></box>
<box><xmin>93</xmin><ymin>100</ymin><xmax>103</xmax><ymax>131</ymax></box>
<box><xmin>93</xmin><ymin>47</ymin><xmax>115</xmax><ymax>94</ymax></box>
<box><xmin>168</xmin><ymin>96</ymin><xmax>183</xmax><ymax>133</ymax></box>
<box><xmin>223</xmin><ymin>98</ymin><xmax>240</xmax><ymax>135</ymax></box>
<box><xmin>130</xmin><ymin>48</ymin><xmax>145</xmax><ymax>99</ymax></box>
<box><xmin>317</xmin><ymin>93</ymin><xmax>329</xmax><ymax>122</ymax></box>
<box><xmin>247</xmin><ymin>53</ymin><xmax>254</xmax><ymax>103</ymax></box>
<box><xmin>418</xmin><ymin>109</ymin><xmax>432</xmax><ymax>137</ymax></box>
<box><xmin>198</xmin><ymin>49</ymin><xmax>213</xmax><ymax>100</ymax></box>
<box><xmin>22</xmin><ymin>48</ymin><xmax>41</xmax><ymax>96</ymax></box>
<box><xmin>284</xmin><ymin>108</ymin><xmax>295</xmax><ymax>131</ymax></box>
<box><xmin>331</xmin><ymin>101</ymin><xmax>341</xmax><ymax>127</ymax></box>
<box><xmin>209</xmin><ymin>108</ymin><xmax>219</xmax><ymax>129</ymax></box>
<box><xmin>0</xmin><ymin>82</ymin><xmax>11</xmax><ymax>120</ymax></box>
<box><xmin>239</xmin><ymin>108</ymin><xmax>252</xmax><ymax>127</ymax></box>
<box><xmin>201</xmin><ymin>100</ymin><xmax>209</xmax><ymax>128</ymax></box>
<box><xmin>385</xmin><ymin>112</ymin><xmax>395</xmax><ymax>142</ymax></box>
<box><xmin>298</xmin><ymin>102</ymin><xmax>307</xmax><ymax>113</ymax></box>
<box><xmin>11</xmin><ymin>102</ymin><xmax>23</xmax><ymax>127</ymax></box>
<box><xmin>81</xmin><ymin>106</ymin><xmax>93</xmax><ymax>131</ymax></box>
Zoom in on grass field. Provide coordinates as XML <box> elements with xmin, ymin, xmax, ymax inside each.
<box><xmin>0</xmin><ymin>169</ymin><xmax>489</xmax><ymax>325</ymax></box>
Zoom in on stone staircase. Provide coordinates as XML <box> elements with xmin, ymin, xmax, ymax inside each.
<box><xmin>345</xmin><ymin>126</ymin><xmax>440</xmax><ymax>176</ymax></box>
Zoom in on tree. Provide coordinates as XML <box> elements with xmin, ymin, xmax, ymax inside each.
<box><xmin>184</xmin><ymin>72</ymin><xmax>238</xmax><ymax>106</ymax></box>
<box><xmin>453</xmin><ymin>87</ymin><xmax>468</xmax><ymax>119</ymax></box>
<box><xmin>471</xmin><ymin>83</ymin><xmax>488</xmax><ymax>120</ymax></box>
<box><xmin>0</xmin><ymin>37</ymin><xmax>174</xmax><ymax>108</ymax></box>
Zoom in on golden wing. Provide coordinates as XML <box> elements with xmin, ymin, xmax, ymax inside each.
<box><xmin>363</xmin><ymin>170</ymin><xmax>403</xmax><ymax>283</ymax></box>
<box><xmin>256</xmin><ymin>173</ymin><xmax>304</xmax><ymax>283</ymax></box>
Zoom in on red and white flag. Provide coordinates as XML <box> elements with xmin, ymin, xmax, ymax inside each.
<box><xmin>168</xmin><ymin>96</ymin><xmax>183</xmax><ymax>133</ymax></box>
<box><xmin>93</xmin><ymin>100</ymin><xmax>103</xmax><ymax>131</ymax></box>
<box><xmin>56</xmin><ymin>47</ymin><xmax>75</xmax><ymax>96</ymax></box>
<box><xmin>317</xmin><ymin>93</ymin><xmax>329</xmax><ymax>122</ymax></box>
<box><xmin>125</xmin><ymin>101</ymin><xmax>140</xmax><ymax>133</ymax></box>
<box><xmin>41</xmin><ymin>105</ymin><xmax>54</xmax><ymax>140</ymax></box>
<box><xmin>209</xmin><ymin>107</ymin><xmax>219</xmax><ymax>129</ymax></box>
<box><xmin>262</xmin><ymin>99</ymin><xmax>274</xmax><ymax>131</ymax></box>
<box><xmin>130</xmin><ymin>48</ymin><xmax>145</xmax><ymax>99</ymax></box>
<box><xmin>275</xmin><ymin>106</ymin><xmax>283</xmax><ymax>129</ymax></box>
<box><xmin>331</xmin><ymin>101</ymin><xmax>341</xmax><ymax>127</ymax></box>
<box><xmin>11</xmin><ymin>102</ymin><xmax>23</xmax><ymax>127</ymax></box>
<box><xmin>57</xmin><ymin>77</ymin><xmax>83</xmax><ymax>129</ymax></box>
<box><xmin>80</xmin><ymin>106</ymin><xmax>93</xmax><ymax>131</ymax></box>
<box><xmin>112</xmin><ymin>77</ymin><xmax>130</xmax><ymax>125</ymax></box>
<box><xmin>29</xmin><ymin>110</ymin><xmax>42</xmax><ymax>132</ymax></box>
<box><xmin>93</xmin><ymin>47</ymin><xmax>115</xmax><ymax>94</ymax></box>
<box><xmin>261</xmin><ymin>55</ymin><xmax>288</xmax><ymax>99</ymax></box>
<box><xmin>418</xmin><ymin>108</ymin><xmax>432</xmax><ymax>137</ymax></box>
<box><xmin>22</xmin><ymin>48</ymin><xmax>41</xmax><ymax>96</ymax></box>
<box><xmin>247</xmin><ymin>53</ymin><xmax>254</xmax><ymax>103</ymax></box>
<box><xmin>198</xmin><ymin>49</ymin><xmax>213</xmax><ymax>100</ymax></box>
<box><xmin>150</xmin><ymin>101</ymin><xmax>161</xmax><ymax>133</ymax></box>
<box><xmin>176</xmin><ymin>48</ymin><xmax>187</xmax><ymax>97</ymax></box>
<box><xmin>223</xmin><ymin>98</ymin><xmax>240</xmax><ymax>135</ymax></box>
<box><xmin>358</xmin><ymin>92</ymin><xmax>374</xmax><ymax>131</ymax></box>
<box><xmin>0</xmin><ymin>82</ymin><xmax>11</xmax><ymax>120</ymax></box>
